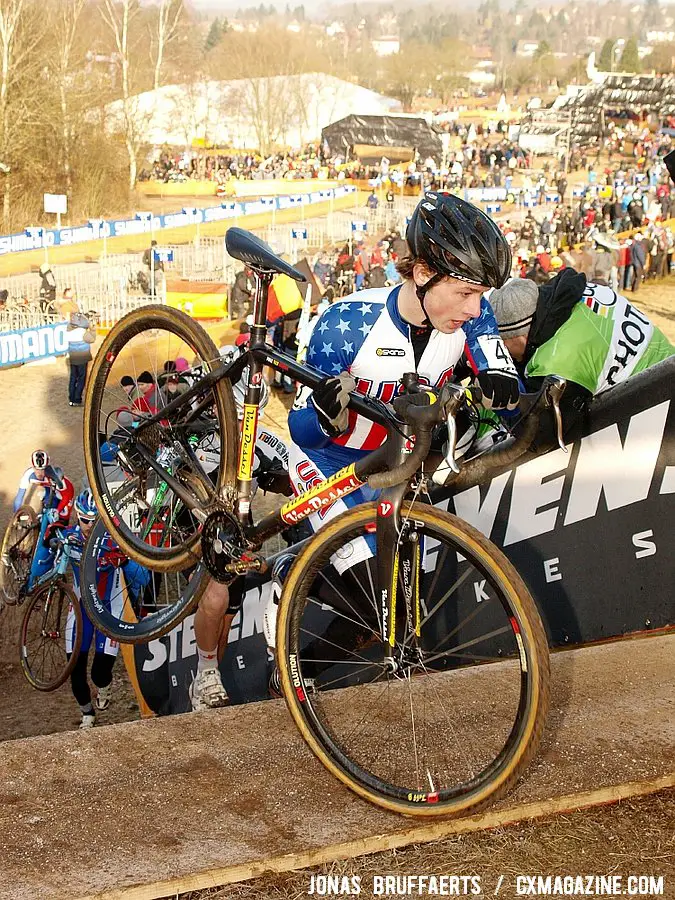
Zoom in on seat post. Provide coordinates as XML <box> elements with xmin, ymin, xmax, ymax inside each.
<box><xmin>250</xmin><ymin>269</ymin><xmax>274</xmax><ymax>347</ymax></box>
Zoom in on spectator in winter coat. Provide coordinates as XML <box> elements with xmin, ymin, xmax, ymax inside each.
<box><xmin>230</xmin><ymin>269</ymin><xmax>253</xmax><ymax>319</ymax></box>
<box><xmin>630</xmin><ymin>234</ymin><xmax>647</xmax><ymax>292</ymax></box>
<box><xmin>66</xmin><ymin>312</ymin><xmax>96</xmax><ymax>406</ymax></box>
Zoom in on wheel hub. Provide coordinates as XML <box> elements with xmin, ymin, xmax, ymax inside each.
<box><xmin>201</xmin><ymin>509</ymin><xmax>267</xmax><ymax>584</ymax></box>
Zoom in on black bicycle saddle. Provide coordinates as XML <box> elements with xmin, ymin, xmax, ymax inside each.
<box><xmin>225</xmin><ymin>227</ymin><xmax>306</xmax><ymax>282</ymax></box>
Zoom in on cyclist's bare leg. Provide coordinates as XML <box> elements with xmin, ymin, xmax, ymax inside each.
<box><xmin>191</xmin><ymin>579</ymin><xmax>231</xmax><ymax>708</ymax></box>
<box><xmin>194</xmin><ymin>579</ymin><xmax>230</xmax><ymax>656</ymax></box>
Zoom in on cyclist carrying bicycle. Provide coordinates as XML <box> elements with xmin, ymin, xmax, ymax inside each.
<box><xmin>259</xmin><ymin>192</ymin><xmax>520</xmax><ymax>678</ymax></box>
<box><xmin>59</xmin><ymin>490</ymin><xmax>150</xmax><ymax>729</ymax></box>
<box><xmin>287</xmin><ymin>190</ymin><xmax>518</xmax><ymax>530</ymax></box>
<box><xmin>13</xmin><ymin>450</ymin><xmax>74</xmax><ymax>525</ymax></box>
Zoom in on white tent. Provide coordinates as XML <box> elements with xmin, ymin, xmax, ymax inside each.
<box><xmin>104</xmin><ymin>73</ymin><xmax>402</xmax><ymax>150</ymax></box>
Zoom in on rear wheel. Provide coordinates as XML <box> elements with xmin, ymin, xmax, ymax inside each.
<box><xmin>79</xmin><ymin>507</ymin><xmax>209</xmax><ymax>644</ymax></box>
<box><xmin>83</xmin><ymin>305</ymin><xmax>238</xmax><ymax>572</ymax></box>
<box><xmin>276</xmin><ymin>502</ymin><xmax>550</xmax><ymax>817</ymax></box>
<box><xmin>20</xmin><ymin>581</ymin><xmax>82</xmax><ymax>691</ymax></box>
<box><xmin>1</xmin><ymin>507</ymin><xmax>38</xmax><ymax>605</ymax></box>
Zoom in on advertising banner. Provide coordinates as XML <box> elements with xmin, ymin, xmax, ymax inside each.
<box><xmin>130</xmin><ymin>359</ymin><xmax>674</xmax><ymax>715</ymax></box>
<box><xmin>0</xmin><ymin>321</ymin><xmax>69</xmax><ymax>368</ymax></box>
<box><xmin>0</xmin><ymin>186</ymin><xmax>357</xmax><ymax>258</ymax></box>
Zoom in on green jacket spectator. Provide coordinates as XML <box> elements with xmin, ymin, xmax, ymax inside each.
<box><xmin>489</xmin><ymin>270</ymin><xmax>674</xmax><ymax>449</ymax></box>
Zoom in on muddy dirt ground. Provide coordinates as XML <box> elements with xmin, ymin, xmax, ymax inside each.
<box><xmin>168</xmin><ymin>790</ymin><xmax>675</xmax><ymax>900</ymax></box>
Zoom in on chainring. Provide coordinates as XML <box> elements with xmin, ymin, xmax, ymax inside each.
<box><xmin>201</xmin><ymin>508</ymin><xmax>247</xmax><ymax>583</ymax></box>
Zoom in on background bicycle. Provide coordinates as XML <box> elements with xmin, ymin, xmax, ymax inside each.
<box><xmin>0</xmin><ymin>485</ymin><xmax>82</xmax><ymax>691</ymax></box>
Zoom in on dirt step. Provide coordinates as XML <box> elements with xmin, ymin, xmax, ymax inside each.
<box><xmin>0</xmin><ymin>634</ymin><xmax>672</xmax><ymax>900</ymax></box>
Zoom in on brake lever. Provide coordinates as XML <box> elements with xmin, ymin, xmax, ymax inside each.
<box><xmin>444</xmin><ymin>415</ymin><xmax>460</xmax><ymax>475</ymax></box>
<box><xmin>438</xmin><ymin>384</ymin><xmax>471</xmax><ymax>476</ymax></box>
<box><xmin>545</xmin><ymin>376</ymin><xmax>567</xmax><ymax>452</ymax></box>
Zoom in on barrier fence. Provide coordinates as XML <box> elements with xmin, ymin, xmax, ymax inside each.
<box><xmin>0</xmin><ymin>198</ymin><xmax>418</xmax><ymax>338</ymax></box>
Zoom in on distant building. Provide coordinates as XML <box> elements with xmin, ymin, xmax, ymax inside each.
<box><xmin>515</xmin><ymin>40</ymin><xmax>541</xmax><ymax>58</ymax></box>
<box><xmin>467</xmin><ymin>60</ymin><xmax>496</xmax><ymax>86</ymax></box>
<box><xmin>371</xmin><ymin>36</ymin><xmax>400</xmax><ymax>56</ymax></box>
<box><xmin>646</xmin><ymin>30</ymin><xmax>675</xmax><ymax>43</ymax></box>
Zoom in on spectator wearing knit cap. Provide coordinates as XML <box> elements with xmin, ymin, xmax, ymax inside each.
<box><xmin>488</xmin><ymin>269</ymin><xmax>674</xmax><ymax>450</ymax></box>
<box><xmin>133</xmin><ymin>371</ymin><xmax>161</xmax><ymax>415</ymax></box>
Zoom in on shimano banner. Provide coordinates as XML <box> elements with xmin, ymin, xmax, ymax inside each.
<box><xmin>130</xmin><ymin>359</ymin><xmax>675</xmax><ymax>715</ymax></box>
<box><xmin>0</xmin><ymin>321</ymin><xmax>69</xmax><ymax>368</ymax></box>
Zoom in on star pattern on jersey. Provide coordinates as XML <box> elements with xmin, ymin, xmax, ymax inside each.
<box><xmin>308</xmin><ymin>301</ymin><xmax>381</xmax><ymax>376</ymax></box>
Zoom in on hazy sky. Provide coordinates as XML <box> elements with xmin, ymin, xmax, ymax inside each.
<box><xmin>189</xmin><ymin>0</ymin><xmax>388</xmax><ymax>7</ymax></box>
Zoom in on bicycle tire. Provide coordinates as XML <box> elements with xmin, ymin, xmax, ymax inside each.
<box><xmin>79</xmin><ymin>516</ymin><xmax>210</xmax><ymax>643</ymax></box>
<box><xmin>276</xmin><ymin>502</ymin><xmax>550</xmax><ymax>817</ymax></box>
<box><xmin>83</xmin><ymin>304</ymin><xmax>238</xmax><ymax>571</ymax></box>
<box><xmin>0</xmin><ymin>506</ymin><xmax>38</xmax><ymax>605</ymax></box>
<box><xmin>20</xmin><ymin>580</ymin><xmax>82</xmax><ymax>691</ymax></box>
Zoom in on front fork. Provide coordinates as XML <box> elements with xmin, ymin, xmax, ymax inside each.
<box><xmin>375</xmin><ymin>430</ymin><xmax>423</xmax><ymax>655</ymax></box>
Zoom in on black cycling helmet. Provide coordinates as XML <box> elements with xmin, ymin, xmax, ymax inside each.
<box><xmin>407</xmin><ymin>191</ymin><xmax>512</xmax><ymax>289</ymax></box>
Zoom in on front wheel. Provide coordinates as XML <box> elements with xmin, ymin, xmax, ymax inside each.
<box><xmin>276</xmin><ymin>502</ymin><xmax>550</xmax><ymax>817</ymax></box>
<box><xmin>20</xmin><ymin>581</ymin><xmax>82</xmax><ymax>691</ymax></box>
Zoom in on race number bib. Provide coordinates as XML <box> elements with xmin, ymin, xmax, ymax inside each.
<box><xmin>476</xmin><ymin>335</ymin><xmax>518</xmax><ymax>375</ymax></box>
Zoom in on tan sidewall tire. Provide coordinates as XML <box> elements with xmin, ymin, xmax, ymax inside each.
<box><xmin>1</xmin><ymin>507</ymin><xmax>38</xmax><ymax>603</ymax></box>
<box><xmin>276</xmin><ymin>502</ymin><xmax>550</xmax><ymax>817</ymax></box>
<box><xmin>20</xmin><ymin>581</ymin><xmax>82</xmax><ymax>691</ymax></box>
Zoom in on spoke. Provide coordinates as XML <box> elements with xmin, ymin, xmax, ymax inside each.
<box><xmin>331</xmin><ymin>675</ymin><xmax>395</xmax><ymax>748</ymax></box>
<box><xmin>307</xmin><ymin>591</ymin><xmax>377</xmax><ymax>638</ymax></box>
<box><xmin>425</xmin><ymin>595</ymin><xmax>498</xmax><ymax>655</ymax></box>
<box><xmin>314</xmin><ymin>660</ymin><xmax>386</xmax><ymax>691</ymax></box>
<box><xmin>415</xmin><ymin>657</ymin><xmax>478</xmax><ymax>783</ymax></box>
<box><xmin>417</xmin><ymin>565</ymin><xmax>473</xmax><ymax>631</ymax></box>
<box><xmin>407</xmin><ymin>667</ymin><xmax>421</xmax><ymax>789</ymax></box>
<box><xmin>423</xmin><ymin>625</ymin><xmax>513</xmax><ymax>667</ymax></box>
<box><xmin>298</xmin><ymin>626</ymin><xmax>379</xmax><ymax>667</ymax></box>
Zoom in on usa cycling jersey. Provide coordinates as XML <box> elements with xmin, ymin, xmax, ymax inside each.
<box><xmin>61</xmin><ymin>526</ymin><xmax>150</xmax><ymax>657</ymax></box>
<box><xmin>289</xmin><ymin>285</ymin><xmax>514</xmax><ymax>452</ymax></box>
<box><xmin>13</xmin><ymin>465</ymin><xmax>74</xmax><ymax>521</ymax></box>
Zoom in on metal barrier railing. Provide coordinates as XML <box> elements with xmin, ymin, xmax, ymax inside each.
<box><xmin>0</xmin><ymin>200</ymin><xmax>417</xmax><ymax>333</ymax></box>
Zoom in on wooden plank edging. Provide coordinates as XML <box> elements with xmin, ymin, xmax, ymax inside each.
<box><xmin>84</xmin><ymin>772</ymin><xmax>675</xmax><ymax>900</ymax></box>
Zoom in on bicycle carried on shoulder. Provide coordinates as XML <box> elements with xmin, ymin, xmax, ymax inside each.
<box><xmin>82</xmin><ymin>226</ymin><xmax>566</xmax><ymax>817</ymax></box>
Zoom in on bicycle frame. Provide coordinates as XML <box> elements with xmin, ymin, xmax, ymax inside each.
<box><xmin>127</xmin><ymin>267</ymin><xmax>424</xmax><ymax>645</ymax></box>
<box><xmin>27</xmin><ymin>519</ymin><xmax>76</xmax><ymax>596</ymax></box>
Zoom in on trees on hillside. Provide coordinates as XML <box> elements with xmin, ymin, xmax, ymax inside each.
<box><xmin>619</xmin><ymin>37</ymin><xmax>640</xmax><ymax>72</ymax></box>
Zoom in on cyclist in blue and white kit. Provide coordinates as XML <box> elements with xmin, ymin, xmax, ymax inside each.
<box><xmin>263</xmin><ymin>191</ymin><xmax>519</xmax><ymax>689</ymax></box>
<box><xmin>13</xmin><ymin>449</ymin><xmax>75</xmax><ymax>524</ymax></box>
<box><xmin>62</xmin><ymin>490</ymin><xmax>150</xmax><ymax>729</ymax></box>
